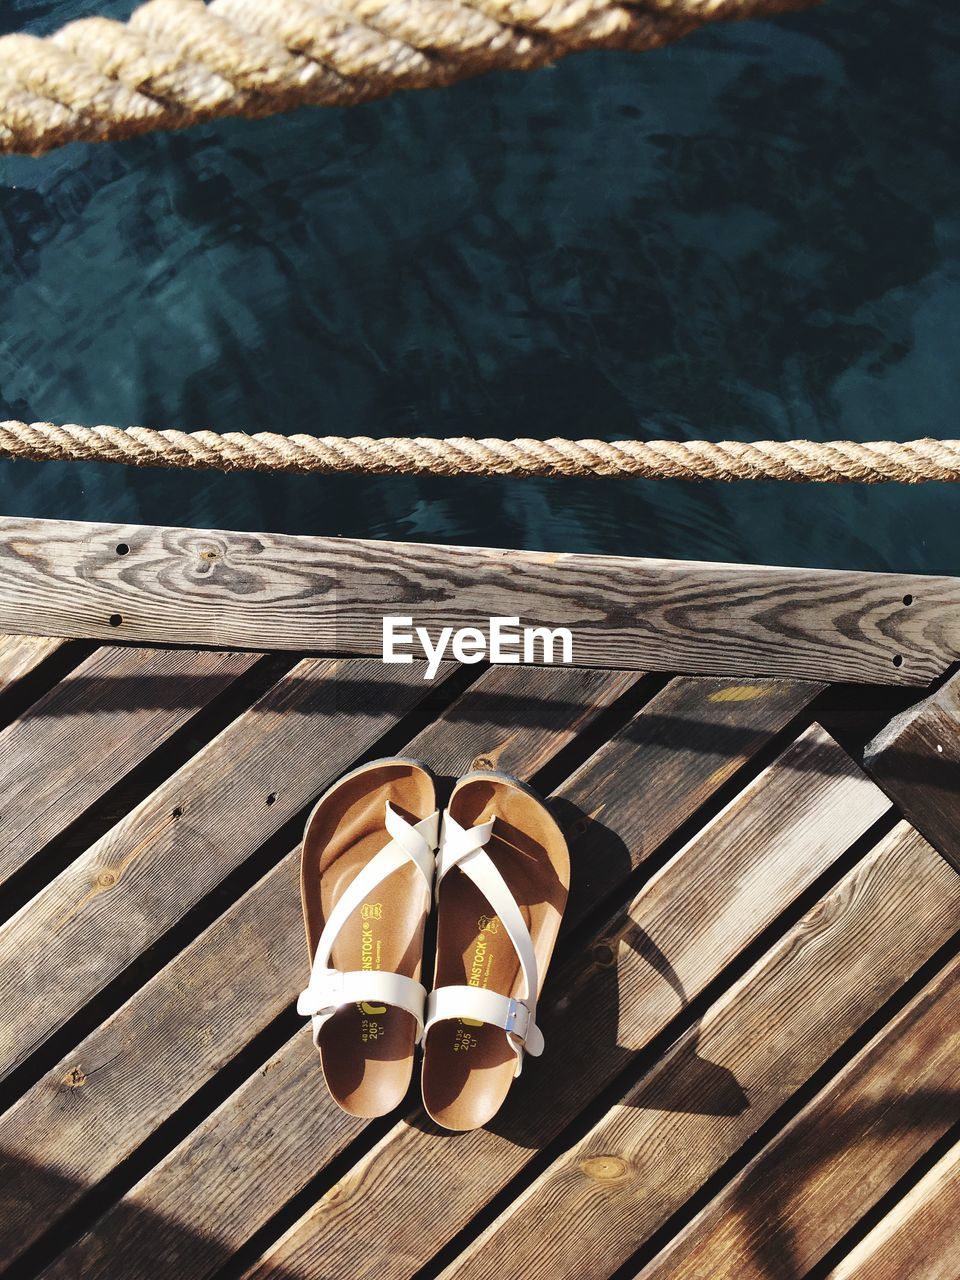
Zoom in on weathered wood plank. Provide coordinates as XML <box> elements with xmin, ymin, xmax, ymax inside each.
<box><xmin>636</xmin><ymin>950</ymin><xmax>960</xmax><ymax>1280</ymax></box>
<box><xmin>0</xmin><ymin>645</ymin><xmax>260</xmax><ymax>891</ymax></box>
<box><xmin>864</xmin><ymin>669</ymin><xmax>960</xmax><ymax>871</ymax></box>
<box><xmin>201</xmin><ymin>724</ymin><xmax>887</xmax><ymax>1280</ymax></box>
<box><xmin>0</xmin><ymin>515</ymin><xmax>954</xmax><ymax>683</ymax></box>
<box><xmin>21</xmin><ymin>677</ymin><xmax>820</xmax><ymax>1279</ymax></box>
<box><xmin>0</xmin><ymin>663</ymin><xmax>639</xmax><ymax>1270</ymax></box>
<box><xmin>401</xmin><ymin>662</ymin><xmax>641</xmax><ymax>778</ymax></box>
<box><xmin>0</xmin><ymin>632</ymin><xmax>69</xmax><ymax>695</ymax></box>
<box><xmin>441</xmin><ymin>823</ymin><xmax>960</xmax><ymax>1280</ymax></box>
<box><xmin>0</xmin><ymin>656</ymin><xmax>450</xmax><ymax>1083</ymax></box>
<box><xmin>825</xmin><ymin>1138</ymin><xmax>960</xmax><ymax>1280</ymax></box>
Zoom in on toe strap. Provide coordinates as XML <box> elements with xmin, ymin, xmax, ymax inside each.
<box><xmin>298</xmin><ymin>969</ymin><xmax>428</xmax><ymax>1046</ymax></box>
<box><xmin>424</xmin><ymin>984</ymin><xmax>544</xmax><ymax>1076</ymax></box>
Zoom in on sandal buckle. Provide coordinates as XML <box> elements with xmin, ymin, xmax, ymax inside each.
<box><xmin>504</xmin><ymin>998</ymin><xmax>532</xmax><ymax>1042</ymax></box>
<box><xmin>297</xmin><ymin>968</ymin><xmax>343</xmax><ymax>1017</ymax></box>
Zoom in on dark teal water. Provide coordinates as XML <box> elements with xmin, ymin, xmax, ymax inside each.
<box><xmin>1</xmin><ymin>0</ymin><xmax>958</xmax><ymax>571</ymax></box>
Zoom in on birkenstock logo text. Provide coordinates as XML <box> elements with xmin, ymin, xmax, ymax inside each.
<box><xmin>382</xmin><ymin>617</ymin><xmax>574</xmax><ymax>680</ymax></box>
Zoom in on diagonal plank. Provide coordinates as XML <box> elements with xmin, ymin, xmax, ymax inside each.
<box><xmin>0</xmin><ymin>657</ymin><xmax>452</xmax><ymax>1084</ymax></box>
<box><xmin>23</xmin><ymin>677</ymin><xmax>820</xmax><ymax>1280</ymax></box>
<box><xmin>0</xmin><ymin>633</ymin><xmax>70</xmax><ymax>696</ymax></box>
<box><xmin>863</xmin><ymin>668</ymin><xmax>960</xmax><ymax>871</ymax></box>
<box><xmin>825</xmin><ymin>1137</ymin><xmax>960</xmax><ymax>1280</ymax></box>
<box><xmin>0</xmin><ymin>664</ymin><xmax>640</xmax><ymax>1271</ymax></box>
<box><xmin>636</xmin><ymin>949</ymin><xmax>960</xmax><ymax>1280</ymax></box>
<box><xmin>0</xmin><ymin>645</ymin><xmax>260</xmax><ymax>891</ymax></box>
<box><xmin>442</xmin><ymin>823</ymin><xmax>960</xmax><ymax>1280</ymax></box>
<box><xmin>0</xmin><ymin>515</ymin><xmax>955</xmax><ymax>683</ymax></box>
<box><xmin>226</xmin><ymin>723</ymin><xmax>884</xmax><ymax>1280</ymax></box>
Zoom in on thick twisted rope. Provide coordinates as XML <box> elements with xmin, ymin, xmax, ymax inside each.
<box><xmin>2</xmin><ymin>421</ymin><xmax>959</xmax><ymax>481</ymax></box>
<box><xmin>0</xmin><ymin>0</ymin><xmax>820</xmax><ymax>155</ymax></box>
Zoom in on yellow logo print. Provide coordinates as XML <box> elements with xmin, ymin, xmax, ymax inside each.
<box><xmin>361</xmin><ymin>902</ymin><xmax>382</xmax><ymax>920</ymax></box>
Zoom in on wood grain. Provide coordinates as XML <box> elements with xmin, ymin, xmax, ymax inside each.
<box><xmin>826</xmin><ymin>1138</ymin><xmax>960</xmax><ymax>1280</ymax></box>
<box><xmin>0</xmin><ymin>632</ymin><xmax>69</xmax><ymax>694</ymax></box>
<box><xmin>864</xmin><ymin>669</ymin><xmax>960</xmax><ymax>871</ymax></box>
<box><xmin>636</xmin><ymin>950</ymin><xmax>960</xmax><ymax>1280</ymax></box>
<box><xmin>0</xmin><ymin>663</ymin><xmax>635</xmax><ymax>1271</ymax></box>
<box><xmin>29</xmin><ymin>677</ymin><xmax>820</xmax><ymax>1280</ymax></box>
<box><xmin>442</xmin><ymin>823</ymin><xmax>960</xmax><ymax>1280</ymax></box>
<box><xmin>0</xmin><ymin>656</ymin><xmax>447</xmax><ymax>1084</ymax></box>
<box><xmin>402</xmin><ymin>662</ymin><xmax>641</xmax><ymax>779</ymax></box>
<box><xmin>0</xmin><ymin>645</ymin><xmax>259</xmax><ymax>890</ymax></box>
<box><xmin>230</xmin><ymin>724</ymin><xmax>887</xmax><ymax>1280</ymax></box>
<box><xmin>0</xmin><ymin>515</ymin><xmax>954</xmax><ymax>683</ymax></box>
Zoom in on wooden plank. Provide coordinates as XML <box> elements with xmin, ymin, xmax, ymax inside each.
<box><xmin>0</xmin><ymin>645</ymin><xmax>260</xmax><ymax>891</ymax></box>
<box><xmin>0</xmin><ymin>663</ymin><xmax>639</xmax><ymax>1271</ymax></box>
<box><xmin>175</xmin><ymin>722</ymin><xmax>885</xmax><ymax>1280</ymax></box>
<box><xmin>825</xmin><ymin>1138</ymin><xmax>960</xmax><ymax>1280</ymax></box>
<box><xmin>401</xmin><ymin>661</ymin><xmax>641</xmax><ymax>778</ymax></box>
<box><xmin>0</xmin><ymin>656</ymin><xmax>450</xmax><ymax>1083</ymax></box>
<box><xmin>440</xmin><ymin>823</ymin><xmax>960</xmax><ymax>1280</ymax></box>
<box><xmin>20</xmin><ymin>676</ymin><xmax>820</xmax><ymax>1279</ymax></box>
<box><xmin>864</xmin><ymin>669</ymin><xmax>960</xmax><ymax>871</ymax></box>
<box><xmin>0</xmin><ymin>515</ymin><xmax>954</xmax><ymax>684</ymax></box>
<box><xmin>0</xmin><ymin>632</ymin><xmax>69</xmax><ymax>694</ymax></box>
<box><xmin>636</xmin><ymin>950</ymin><xmax>960</xmax><ymax>1280</ymax></box>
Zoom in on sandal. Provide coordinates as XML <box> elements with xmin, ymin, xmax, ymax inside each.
<box><xmin>297</xmin><ymin>757</ymin><xmax>439</xmax><ymax>1117</ymax></box>
<box><xmin>422</xmin><ymin>770</ymin><xmax>570</xmax><ymax>1130</ymax></box>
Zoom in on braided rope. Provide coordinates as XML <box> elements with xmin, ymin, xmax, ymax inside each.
<box><xmin>2</xmin><ymin>420</ymin><xmax>959</xmax><ymax>481</ymax></box>
<box><xmin>0</xmin><ymin>0</ymin><xmax>821</xmax><ymax>155</ymax></box>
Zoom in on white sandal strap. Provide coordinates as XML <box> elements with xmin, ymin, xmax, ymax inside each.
<box><xmin>312</xmin><ymin>803</ymin><xmax>438</xmax><ymax>973</ymax></box>
<box><xmin>433</xmin><ymin>809</ymin><xmax>544</xmax><ymax>1074</ymax></box>
<box><xmin>301</xmin><ymin>802</ymin><xmax>439</xmax><ymax>1043</ymax></box>
<box><xmin>299</xmin><ymin>970</ymin><xmax>428</xmax><ymax>1045</ymax></box>
<box><xmin>424</xmin><ymin>985</ymin><xmax>545</xmax><ymax>1075</ymax></box>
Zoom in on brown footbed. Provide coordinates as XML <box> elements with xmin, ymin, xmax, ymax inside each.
<box><xmin>422</xmin><ymin>775</ymin><xmax>570</xmax><ymax>1131</ymax></box>
<box><xmin>301</xmin><ymin>761</ymin><xmax>435</xmax><ymax>1118</ymax></box>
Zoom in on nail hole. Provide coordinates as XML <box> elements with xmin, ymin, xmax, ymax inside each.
<box><xmin>108</xmin><ymin>614</ymin><xmax>123</xmax><ymax>627</ymax></box>
<box><xmin>892</xmin><ymin>654</ymin><xmax>904</xmax><ymax>668</ymax></box>
<box><xmin>172</xmin><ymin>806</ymin><xmax>183</xmax><ymax>820</ymax></box>
<box><xmin>266</xmin><ymin>793</ymin><xmax>277</xmax><ymax>806</ymax></box>
<box><xmin>902</xmin><ymin>594</ymin><xmax>913</xmax><ymax>606</ymax></box>
<box><xmin>115</xmin><ymin>543</ymin><xmax>130</xmax><ymax>556</ymax></box>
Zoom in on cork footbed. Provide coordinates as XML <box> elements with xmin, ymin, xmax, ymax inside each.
<box><xmin>422</xmin><ymin>773</ymin><xmax>570</xmax><ymax>1132</ymax></box>
<box><xmin>301</xmin><ymin>759</ymin><xmax>436</xmax><ymax>1118</ymax></box>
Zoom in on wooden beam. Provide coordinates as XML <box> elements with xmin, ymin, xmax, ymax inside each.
<box><xmin>0</xmin><ymin>516</ymin><xmax>956</xmax><ymax>684</ymax></box>
<box><xmin>863</xmin><ymin>670</ymin><xmax>960</xmax><ymax>872</ymax></box>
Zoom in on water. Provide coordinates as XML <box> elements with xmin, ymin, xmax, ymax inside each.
<box><xmin>0</xmin><ymin>0</ymin><xmax>958</xmax><ymax>572</ymax></box>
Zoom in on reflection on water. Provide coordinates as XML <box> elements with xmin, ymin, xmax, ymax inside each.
<box><xmin>0</xmin><ymin>0</ymin><xmax>957</xmax><ymax>571</ymax></box>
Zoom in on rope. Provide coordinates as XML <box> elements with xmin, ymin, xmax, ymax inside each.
<box><xmin>2</xmin><ymin>421</ymin><xmax>959</xmax><ymax>481</ymax></box>
<box><xmin>0</xmin><ymin>0</ymin><xmax>821</xmax><ymax>155</ymax></box>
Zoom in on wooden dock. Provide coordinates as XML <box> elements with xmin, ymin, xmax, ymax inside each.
<box><xmin>0</xmin><ymin>515</ymin><xmax>957</xmax><ymax>1280</ymax></box>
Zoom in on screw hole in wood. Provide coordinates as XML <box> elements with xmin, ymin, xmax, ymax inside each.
<box><xmin>108</xmin><ymin>613</ymin><xmax>123</xmax><ymax>627</ymax></box>
<box><xmin>902</xmin><ymin>594</ymin><xmax>913</xmax><ymax>606</ymax></box>
<box><xmin>892</xmin><ymin>654</ymin><xmax>904</xmax><ymax>668</ymax></box>
<box><xmin>116</xmin><ymin>543</ymin><xmax>129</xmax><ymax>556</ymax></box>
